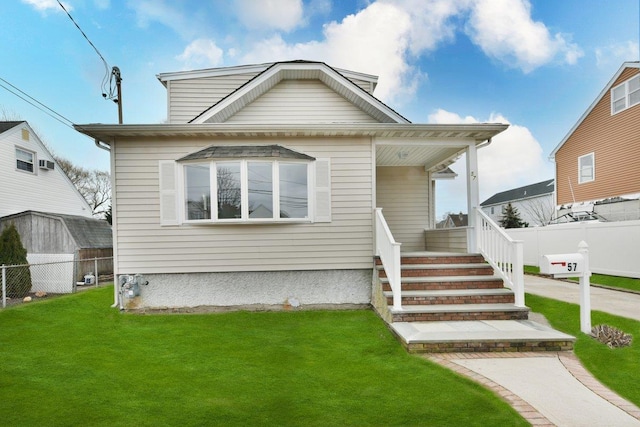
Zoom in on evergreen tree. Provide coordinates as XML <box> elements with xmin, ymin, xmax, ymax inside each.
<box><xmin>0</xmin><ymin>224</ymin><xmax>32</xmax><ymax>297</ymax></box>
<box><xmin>499</xmin><ymin>203</ymin><xmax>529</xmax><ymax>228</ymax></box>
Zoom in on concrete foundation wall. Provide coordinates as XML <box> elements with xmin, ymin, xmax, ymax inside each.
<box><xmin>123</xmin><ymin>269</ymin><xmax>372</xmax><ymax>310</ymax></box>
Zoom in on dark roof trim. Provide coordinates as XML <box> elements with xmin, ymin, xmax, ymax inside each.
<box><xmin>0</xmin><ymin>121</ymin><xmax>25</xmax><ymax>134</ymax></box>
<box><xmin>177</xmin><ymin>145</ymin><xmax>315</xmax><ymax>162</ymax></box>
<box><xmin>481</xmin><ymin>179</ymin><xmax>555</xmax><ymax>206</ymax></box>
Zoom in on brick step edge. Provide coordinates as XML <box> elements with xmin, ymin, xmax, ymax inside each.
<box><xmin>403</xmin><ymin>340</ymin><xmax>574</xmax><ymax>353</ymax></box>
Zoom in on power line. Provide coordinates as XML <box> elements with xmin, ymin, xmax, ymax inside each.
<box><xmin>0</xmin><ymin>76</ymin><xmax>75</xmax><ymax>130</ymax></box>
<box><xmin>56</xmin><ymin>0</ymin><xmax>117</xmax><ymax>101</ymax></box>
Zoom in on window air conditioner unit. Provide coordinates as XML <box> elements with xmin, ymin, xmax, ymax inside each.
<box><xmin>39</xmin><ymin>159</ymin><xmax>55</xmax><ymax>170</ymax></box>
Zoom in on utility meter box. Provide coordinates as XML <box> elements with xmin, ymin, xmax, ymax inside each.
<box><xmin>540</xmin><ymin>253</ymin><xmax>584</xmax><ymax>277</ymax></box>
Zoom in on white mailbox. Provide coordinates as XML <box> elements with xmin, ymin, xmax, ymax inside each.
<box><xmin>540</xmin><ymin>253</ymin><xmax>584</xmax><ymax>278</ymax></box>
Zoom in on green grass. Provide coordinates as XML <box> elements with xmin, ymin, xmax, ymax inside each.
<box><xmin>0</xmin><ymin>286</ymin><xmax>527</xmax><ymax>427</ymax></box>
<box><xmin>527</xmin><ymin>293</ymin><xmax>640</xmax><ymax>406</ymax></box>
<box><xmin>525</xmin><ymin>266</ymin><xmax>640</xmax><ymax>293</ymax></box>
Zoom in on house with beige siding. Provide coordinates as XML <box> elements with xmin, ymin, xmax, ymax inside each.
<box><xmin>75</xmin><ymin>61</ymin><xmax>515</xmax><ymax>311</ymax></box>
<box><xmin>550</xmin><ymin>61</ymin><xmax>640</xmax><ymax>222</ymax></box>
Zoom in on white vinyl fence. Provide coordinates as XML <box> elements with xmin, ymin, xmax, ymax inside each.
<box><xmin>506</xmin><ymin>220</ymin><xmax>640</xmax><ymax>278</ymax></box>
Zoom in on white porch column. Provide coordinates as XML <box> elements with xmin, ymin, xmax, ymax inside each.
<box><xmin>466</xmin><ymin>142</ymin><xmax>479</xmax><ymax>253</ymax></box>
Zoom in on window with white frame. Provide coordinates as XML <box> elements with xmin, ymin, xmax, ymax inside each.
<box><xmin>611</xmin><ymin>74</ymin><xmax>640</xmax><ymax>114</ymax></box>
<box><xmin>578</xmin><ymin>152</ymin><xmax>594</xmax><ymax>184</ymax></box>
<box><xmin>15</xmin><ymin>147</ymin><xmax>35</xmax><ymax>173</ymax></box>
<box><xmin>184</xmin><ymin>159</ymin><xmax>309</xmax><ymax>222</ymax></box>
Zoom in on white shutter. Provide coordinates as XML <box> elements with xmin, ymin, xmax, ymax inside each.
<box><xmin>159</xmin><ymin>161</ymin><xmax>179</xmax><ymax>225</ymax></box>
<box><xmin>314</xmin><ymin>158</ymin><xmax>331</xmax><ymax>223</ymax></box>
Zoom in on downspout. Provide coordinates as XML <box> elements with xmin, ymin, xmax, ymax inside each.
<box><xmin>93</xmin><ymin>138</ymin><xmax>117</xmax><ymax>306</ymax></box>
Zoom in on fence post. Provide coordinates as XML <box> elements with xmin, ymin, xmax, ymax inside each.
<box><xmin>578</xmin><ymin>241</ymin><xmax>591</xmax><ymax>334</ymax></box>
<box><xmin>2</xmin><ymin>264</ymin><xmax>6</xmax><ymax>308</ymax></box>
<box><xmin>94</xmin><ymin>257</ymin><xmax>99</xmax><ymax>288</ymax></box>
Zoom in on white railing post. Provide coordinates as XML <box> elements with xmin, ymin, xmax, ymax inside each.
<box><xmin>474</xmin><ymin>208</ymin><xmax>526</xmax><ymax>307</ymax></box>
<box><xmin>578</xmin><ymin>241</ymin><xmax>591</xmax><ymax>334</ymax></box>
<box><xmin>374</xmin><ymin>208</ymin><xmax>402</xmax><ymax>310</ymax></box>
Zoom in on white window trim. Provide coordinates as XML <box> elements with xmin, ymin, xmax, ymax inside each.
<box><xmin>15</xmin><ymin>146</ymin><xmax>36</xmax><ymax>174</ymax></box>
<box><xmin>611</xmin><ymin>74</ymin><xmax>640</xmax><ymax>115</ymax></box>
<box><xmin>578</xmin><ymin>152</ymin><xmax>595</xmax><ymax>184</ymax></box>
<box><xmin>182</xmin><ymin>159</ymin><xmax>313</xmax><ymax>224</ymax></box>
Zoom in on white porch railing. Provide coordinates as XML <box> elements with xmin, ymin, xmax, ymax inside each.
<box><xmin>374</xmin><ymin>208</ymin><xmax>402</xmax><ymax>310</ymax></box>
<box><xmin>474</xmin><ymin>208</ymin><xmax>525</xmax><ymax>307</ymax></box>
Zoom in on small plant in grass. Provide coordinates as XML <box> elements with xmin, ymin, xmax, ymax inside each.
<box><xmin>591</xmin><ymin>324</ymin><xmax>632</xmax><ymax>348</ymax></box>
<box><xmin>0</xmin><ymin>223</ymin><xmax>32</xmax><ymax>298</ymax></box>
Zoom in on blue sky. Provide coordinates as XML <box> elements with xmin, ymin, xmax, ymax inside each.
<box><xmin>2</xmin><ymin>0</ymin><xmax>639</xmax><ymax>217</ymax></box>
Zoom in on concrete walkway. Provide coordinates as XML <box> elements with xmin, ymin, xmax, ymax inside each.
<box><xmin>427</xmin><ymin>275</ymin><xmax>640</xmax><ymax>426</ymax></box>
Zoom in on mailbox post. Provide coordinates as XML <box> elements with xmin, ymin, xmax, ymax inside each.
<box><xmin>541</xmin><ymin>241</ymin><xmax>591</xmax><ymax>334</ymax></box>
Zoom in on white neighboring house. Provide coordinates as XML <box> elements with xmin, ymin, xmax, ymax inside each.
<box><xmin>0</xmin><ymin>121</ymin><xmax>92</xmax><ymax>218</ymax></box>
<box><xmin>481</xmin><ymin>179</ymin><xmax>555</xmax><ymax>227</ymax></box>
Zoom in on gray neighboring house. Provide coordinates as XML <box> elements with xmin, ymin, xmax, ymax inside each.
<box><xmin>481</xmin><ymin>179</ymin><xmax>555</xmax><ymax>226</ymax></box>
<box><xmin>0</xmin><ymin>210</ymin><xmax>113</xmax><ymax>292</ymax></box>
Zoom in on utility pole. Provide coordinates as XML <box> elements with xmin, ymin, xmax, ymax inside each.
<box><xmin>112</xmin><ymin>66</ymin><xmax>122</xmax><ymax>124</ymax></box>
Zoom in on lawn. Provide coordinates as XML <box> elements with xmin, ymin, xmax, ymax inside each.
<box><xmin>0</xmin><ymin>286</ymin><xmax>527</xmax><ymax>427</ymax></box>
<box><xmin>526</xmin><ymin>293</ymin><xmax>640</xmax><ymax>406</ymax></box>
<box><xmin>524</xmin><ymin>265</ymin><xmax>640</xmax><ymax>293</ymax></box>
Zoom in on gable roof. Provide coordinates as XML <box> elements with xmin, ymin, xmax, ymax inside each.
<box><xmin>549</xmin><ymin>61</ymin><xmax>640</xmax><ymax>159</ymax></box>
<box><xmin>0</xmin><ymin>121</ymin><xmax>25</xmax><ymax>134</ymax></box>
<box><xmin>481</xmin><ymin>179</ymin><xmax>554</xmax><ymax>206</ymax></box>
<box><xmin>188</xmin><ymin>61</ymin><xmax>410</xmax><ymax>124</ymax></box>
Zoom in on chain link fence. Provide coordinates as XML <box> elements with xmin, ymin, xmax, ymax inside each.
<box><xmin>1</xmin><ymin>256</ymin><xmax>113</xmax><ymax>308</ymax></box>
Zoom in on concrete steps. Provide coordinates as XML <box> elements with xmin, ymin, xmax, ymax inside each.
<box><xmin>373</xmin><ymin>252</ymin><xmax>575</xmax><ymax>353</ymax></box>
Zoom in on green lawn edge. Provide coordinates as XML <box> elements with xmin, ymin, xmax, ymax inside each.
<box><xmin>524</xmin><ymin>265</ymin><xmax>640</xmax><ymax>293</ymax></box>
<box><xmin>526</xmin><ymin>293</ymin><xmax>640</xmax><ymax>406</ymax></box>
<box><xmin>0</xmin><ymin>286</ymin><xmax>528</xmax><ymax>427</ymax></box>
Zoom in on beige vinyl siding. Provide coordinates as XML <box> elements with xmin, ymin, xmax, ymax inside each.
<box><xmin>0</xmin><ymin>126</ymin><xmax>92</xmax><ymax>218</ymax></box>
<box><xmin>113</xmin><ymin>137</ymin><xmax>374</xmax><ymax>274</ymax></box>
<box><xmin>376</xmin><ymin>166</ymin><xmax>430</xmax><ymax>252</ymax></box>
<box><xmin>556</xmin><ymin>67</ymin><xmax>640</xmax><ymax>205</ymax></box>
<box><xmin>225</xmin><ymin>80</ymin><xmax>378</xmax><ymax>124</ymax></box>
<box><xmin>167</xmin><ymin>72</ymin><xmax>260</xmax><ymax>123</ymax></box>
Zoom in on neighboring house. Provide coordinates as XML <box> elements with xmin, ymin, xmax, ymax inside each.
<box><xmin>481</xmin><ymin>179</ymin><xmax>555</xmax><ymax>226</ymax></box>
<box><xmin>0</xmin><ymin>121</ymin><xmax>93</xmax><ymax>218</ymax></box>
<box><xmin>0</xmin><ymin>210</ymin><xmax>112</xmax><ymax>293</ymax></box>
<box><xmin>550</xmin><ymin>61</ymin><xmax>640</xmax><ymax>222</ymax></box>
<box><xmin>436</xmin><ymin>212</ymin><xmax>468</xmax><ymax>228</ymax></box>
<box><xmin>75</xmin><ymin>60</ymin><xmax>508</xmax><ymax>310</ymax></box>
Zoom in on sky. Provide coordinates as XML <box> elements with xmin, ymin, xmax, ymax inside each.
<box><xmin>1</xmin><ymin>0</ymin><xmax>639</xmax><ymax>218</ymax></box>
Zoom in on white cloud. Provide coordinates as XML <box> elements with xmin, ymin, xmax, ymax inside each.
<box><xmin>176</xmin><ymin>39</ymin><xmax>224</xmax><ymax>69</ymax></box>
<box><xmin>429</xmin><ymin>109</ymin><xmax>553</xmax><ymax>216</ymax></box>
<box><xmin>235</xmin><ymin>0</ymin><xmax>304</xmax><ymax>32</ymax></box>
<box><xmin>94</xmin><ymin>0</ymin><xmax>110</xmax><ymax>10</ymax></box>
<box><xmin>128</xmin><ymin>0</ymin><xmax>193</xmax><ymax>38</ymax></box>
<box><xmin>237</xmin><ymin>0</ymin><xmax>582</xmax><ymax>105</ymax></box>
<box><xmin>466</xmin><ymin>0</ymin><xmax>583</xmax><ymax>73</ymax></box>
<box><xmin>595</xmin><ymin>41</ymin><xmax>640</xmax><ymax>68</ymax></box>
<box><xmin>22</xmin><ymin>0</ymin><xmax>70</xmax><ymax>12</ymax></box>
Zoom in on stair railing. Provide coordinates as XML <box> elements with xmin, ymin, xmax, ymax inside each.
<box><xmin>474</xmin><ymin>208</ymin><xmax>525</xmax><ymax>307</ymax></box>
<box><xmin>374</xmin><ymin>208</ymin><xmax>402</xmax><ymax>309</ymax></box>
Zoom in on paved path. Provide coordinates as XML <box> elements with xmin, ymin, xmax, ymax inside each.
<box><xmin>427</xmin><ymin>275</ymin><xmax>640</xmax><ymax>426</ymax></box>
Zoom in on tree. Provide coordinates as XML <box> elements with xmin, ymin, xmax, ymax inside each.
<box><xmin>0</xmin><ymin>224</ymin><xmax>32</xmax><ymax>298</ymax></box>
<box><xmin>500</xmin><ymin>203</ymin><xmax>529</xmax><ymax>228</ymax></box>
<box><xmin>54</xmin><ymin>155</ymin><xmax>111</xmax><ymax>219</ymax></box>
<box><xmin>520</xmin><ymin>196</ymin><xmax>555</xmax><ymax>226</ymax></box>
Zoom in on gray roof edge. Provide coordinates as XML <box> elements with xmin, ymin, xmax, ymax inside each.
<box><xmin>480</xmin><ymin>179</ymin><xmax>555</xmax><ymax>206</ymax></box>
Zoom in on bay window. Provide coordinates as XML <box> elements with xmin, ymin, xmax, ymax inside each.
<box><xmin>183</xmin><ymin>159</ymin><xmax>310</xmax><ymax>222</ymax></box>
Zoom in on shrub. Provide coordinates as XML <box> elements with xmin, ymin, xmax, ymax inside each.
<box><xmin>0</xmin><ymin>223</ymin><xmax>32</xmax><ymax>298</ymax></box>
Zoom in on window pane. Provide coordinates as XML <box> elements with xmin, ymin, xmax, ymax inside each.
<box><xmin>613</xmin><ymin>98</ymin><xmax>626</xmax><ymax>112</ymax></box>
<box><xmin>279</xmin><ymin>163</ymin><xmax>308</xmax><ymax>219</ymax></box>
<box><xmin>16</xmin><ymin>149</ymin><xmax>34</xmax><ymax>172</ymax></box>
<box><xmin>185</xmin><ymin>164</ymin><xmax>211</xmax><ymax>220</ymax></box>
<box><xmin>217</xmin><ymin>162</ymin><xmax>242</xmax><ymax>219</ymax></box>
<box><xmin>248</xmin><ymin>162</ymin><xmax>273</xmax><ymax>218</ymax></box>
<box><xmin>612</xmin><ymin>85</ymin><xmax>626</xmax><ymax>100</ymax></box>
<box><xmin>628</xmin><ymin>76</ymin><xmax>640</xmax><ymax>92</ymax></box>
<box><xmin>629</xmin><ymin>89</ymin><xmax>640</xmax><ymax>107</ymax></box>
<box><xmin>579</xmin><ymin>154</ymin><xmax>594</xmax><ymax>183</ymax></box>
